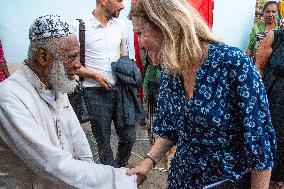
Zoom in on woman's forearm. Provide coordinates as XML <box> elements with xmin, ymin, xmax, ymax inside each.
<box><xmin>147</xmin><ymin>138</ymin><xmax>175</xmax><ymax>163</ymax></box>
<box><xmin>251</xmin><ymin>169</ymin><xmax>271</xmax><ymax>189</ymax></box>
<box><xmin>126</xmin><ymin>137</ymin><xmax>175</xmax><ymax>182</ymax></box>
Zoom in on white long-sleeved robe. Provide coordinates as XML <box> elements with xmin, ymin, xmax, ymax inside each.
<box><xmin>0</xmin><ymin>65</ymin><xmax>136</xmax><ymax>189</ymax></box>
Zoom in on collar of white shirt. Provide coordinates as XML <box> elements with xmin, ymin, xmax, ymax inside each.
<box><xmin>89</xmin><ymin>14</ymin><xmax>116</xmax><ymax>28</ymax></box>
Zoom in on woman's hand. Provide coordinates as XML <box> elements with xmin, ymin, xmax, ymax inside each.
<box><xmin>126</xmin><ymin>138</ymin><xmax>175</xmax><ymax>186</ymax></box>
<box><xmin>126</xmin><ymin>158</ymin><xmax>154</xmax><ymax>186</ymax></box>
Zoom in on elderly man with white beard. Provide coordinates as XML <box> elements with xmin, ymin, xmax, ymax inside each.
<box><xmin>0</xmin><ymin>15</ymin><xmax>137</xmax><ymax>189</ymax></box>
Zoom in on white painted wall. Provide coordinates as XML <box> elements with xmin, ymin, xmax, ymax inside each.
<box><xmin>212</xmin><ymin>0</ymin><xmax>256</xmax><ymax>51</ymax></box>
<box><xmin>0</xmin><ymin>0</ymin><xmax>256</xmax><ymax>63</ymax></box>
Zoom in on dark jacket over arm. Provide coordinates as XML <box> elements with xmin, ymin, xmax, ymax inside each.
<box><xmin>112</xmin><ymin>56</ymin><xmax>146</xmax><ymax>128</ymax></box>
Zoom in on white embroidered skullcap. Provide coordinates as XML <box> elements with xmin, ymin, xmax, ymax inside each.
<box><xmin>29</xmin><ymin>15</ymin><xmax>73</xmax><ymax>42</ymax></box>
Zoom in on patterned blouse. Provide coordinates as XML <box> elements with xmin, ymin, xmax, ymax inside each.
<box><xmin>153</xmin><ymin>43</ymin><xmax>276</xmax><ymax>189</ymax></box>
<box><xmin>0</xmin><ymin>41</ymin><xmax>7</xmax><ymax>82</ymax></box>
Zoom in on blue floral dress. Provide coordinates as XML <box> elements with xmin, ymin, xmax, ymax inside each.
<box><xmin>153</xmin><ymin>43</ymin><xmax>276</xmax><ymax>189</ymax></box>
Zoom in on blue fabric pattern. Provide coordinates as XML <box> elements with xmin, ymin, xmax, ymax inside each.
<box><xmin>153</xmin><ymin>43</ymin><xmax>276</xmax><ymax>189</ymax></box>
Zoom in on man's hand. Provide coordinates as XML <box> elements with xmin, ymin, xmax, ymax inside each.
<box><xmin>76</xmin><ymin>66</ymin><xmax>112</xmax><ymax>90</ymax></box>
<box><xmin>135</xmin><ymin>173</ymin><xmax>147</xmax><ymax>187</ymax></box>
<box><xmin>93</xmin><ymin>73</ymin><xmax>111</xmax><ymax>90</ymax></box>
<box><xmin>127</xmin><ymin>166</ymin><xmax>148</xmax><ymax>186</ymax></box>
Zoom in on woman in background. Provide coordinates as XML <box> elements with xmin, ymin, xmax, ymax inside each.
<box><xmin>246</xmin><ymin>1</ymin><xmax>279</xmax><ymax>62</ymax></box>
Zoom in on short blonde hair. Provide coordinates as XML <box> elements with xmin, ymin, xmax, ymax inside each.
<box><xmin>129</xmin><ymin>0</ymin><xmax>223</xmax><ymax>74</ymax></box>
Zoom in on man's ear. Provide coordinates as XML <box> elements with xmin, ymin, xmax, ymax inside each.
<box><xmin>35</xmin><ymin>47</ymin><xmax>53</xmax><ymax>67</ymax></box>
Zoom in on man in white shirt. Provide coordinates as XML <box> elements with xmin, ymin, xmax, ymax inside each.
<box><xmin>0</xmin><ymin>15</ymin><xmax>136</xmax><ymax>189</ymax></box>
<box><xmin>72</xmin><ymin>0</ymin><xmax>136</xmax><ymax>167</ymax></box>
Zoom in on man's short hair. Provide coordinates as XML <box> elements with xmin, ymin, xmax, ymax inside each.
<box><xmin>29</xmin><ymin>15</ymin><xmax>73</xmax><ymax>42</ymax></box>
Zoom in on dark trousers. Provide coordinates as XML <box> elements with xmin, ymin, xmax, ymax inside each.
<box><xmin>84</xmin><ymin>87</ymin><xmax>136</xmax><ymax>167</ymax></box>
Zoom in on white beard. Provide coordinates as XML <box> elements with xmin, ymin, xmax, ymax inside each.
<box><xmin>49</xmin><ymin>60</ymin><xmax>77</xmax><ymax>94</ymax></box>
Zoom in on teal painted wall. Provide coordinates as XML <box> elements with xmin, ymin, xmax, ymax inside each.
<box><xmin>0</xmin><ymin>0</ymin><xmax>132</xmax><ymax>63</ymax></box>
<box><xmin>212</xmin><ymin>0</ymin><xmax>256</xmax><ymax>50</ymax></box>
<box><xmin>0</xmin><ymin>0</ymin><xmax>255</xmax><ymax>63</ymax></box>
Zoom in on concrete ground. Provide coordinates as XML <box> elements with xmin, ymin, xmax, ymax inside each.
<box><xmin>81</xmin><ymin>122</ymin><xmax>168</xmax><ymax>189</ymax></box>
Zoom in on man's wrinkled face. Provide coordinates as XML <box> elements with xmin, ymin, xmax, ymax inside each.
<box><xmin>49</xmin><ymin>60</ymin><xmax>77</xmax><ymax>94</ymax></box>
<box><xmin>106</xmin><ymin>0</ymin><xmax>125</xmax><ymax>19</ymax></box>
<box><xmin>132</xmin><ymin>16</ymin><xmax>163</xmax><ymax>65</ymax></box>
<box><xmin>48</xmin><ymin>35</ymin><xmax>81</xmax><ymax>94</ymax></box>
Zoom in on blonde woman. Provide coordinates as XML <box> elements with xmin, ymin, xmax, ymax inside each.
<box><xmin>126</xmin><ymin>0</ymin><xmax>276</xmax><ymax>188</ymax></box>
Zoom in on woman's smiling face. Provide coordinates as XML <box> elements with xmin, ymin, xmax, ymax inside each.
<box><xmin>132</xmin><ymin>16</ymin><xmax>163</xmax><ymax>65</ymax></box>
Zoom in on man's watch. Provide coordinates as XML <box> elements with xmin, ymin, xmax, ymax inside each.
<box><xmin>144</xmin><ymin>153</ymin><xmax>157</xmax><ymax>167</ymax></box>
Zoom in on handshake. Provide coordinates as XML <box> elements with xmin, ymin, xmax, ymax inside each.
<box><xmin>126</xmin><ymin>154</ymin><xmax>157</xmax><ymax>187</ymax></box>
